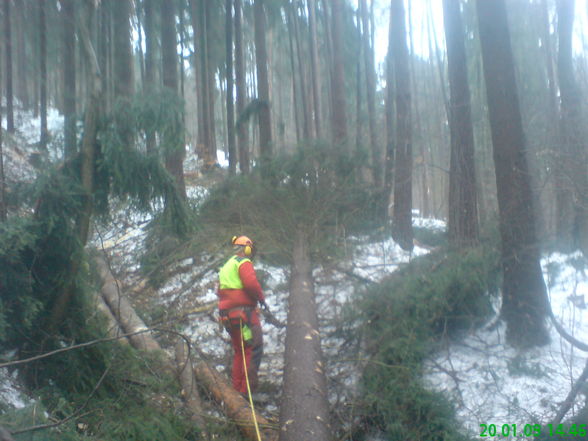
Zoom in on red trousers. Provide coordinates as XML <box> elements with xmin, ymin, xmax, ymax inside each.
<box><xmin>227</xmin><ymin>310</ymin><xmax>263</xmax><ymax>394</ymax></box>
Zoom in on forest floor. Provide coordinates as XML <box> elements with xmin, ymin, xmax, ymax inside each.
<box><xmin>3</xmin><ymin>109</ymin><xmax>588</xmax><ymax>439</ymax></box>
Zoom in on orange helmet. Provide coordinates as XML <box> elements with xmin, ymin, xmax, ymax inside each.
<box><xmin>232</xmin><ymin>235</ymin><xmax>254</xmax><ymax>257</ymax></box>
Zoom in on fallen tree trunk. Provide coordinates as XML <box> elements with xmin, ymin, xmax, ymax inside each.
<box><xmin>94</xmin><ymin>255</ymin><xmax>161</xmax><ymax>352</ymax></box>
<box><xmin>278</xmin><ymin>231</ymin><xmax>331</xmax><ymax>441</ymax></box>
<box><xmin>95</xmin><ymin>253</ymin><xmax>275</xmax><ymax>441</ymax></box>
<box><xmin>193</xmin><ymin>362</ymin><xmax>278</xmax><ymax>441</ymax></box>
<box><xmin>92</xmin><ymin>289</ymin><xmax>129</xmax><ymax>345</ymax></box>
<box><xmin>174</xmin><ymin>339</ymin><xmax>207</xmax><ymax>434</ymax></box>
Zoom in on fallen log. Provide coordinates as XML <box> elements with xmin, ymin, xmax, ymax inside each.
<box><xmin>194</xmin><ymin>362</ymin><xmax>278</xmax><ymax>441</ymax></box>
<box><xmin>94</xmin><ymin>255</ymin><xmax>161</xmax><ymax>352</ymax></box>
<box><xmin>174</xmin><ymin>339</ymin><xmax>207</xmax><ymax>435</ymax></box>
<box><xmin>94</xmin><ymin>253</ymin><xmax>276</xmax><ymax>441</ymax></box>
<box><xmin>278</xmin><ymin>231</ymin><xmax>331</xmax><ymax>441</ymax></box>
<box><xmin>0</xmin><ymin>426</ymin><xmax>14</xmax><ymax>441</ymax></box>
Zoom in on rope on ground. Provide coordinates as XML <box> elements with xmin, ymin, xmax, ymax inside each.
<box><xmin>240</xmin><ymin>320</ymin><xmax>263</xmax><ymax>441</ymax></box>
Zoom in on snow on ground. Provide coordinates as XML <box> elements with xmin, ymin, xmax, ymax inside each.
<box><xmin>4</xmin><ymin>108</ymin><xmax>588</xmax><ymax>439</ymax></box>
<box><xmin>425</xmin><ymin>251</ymin><xmax>588</xmax><ymax>439</ymax></box>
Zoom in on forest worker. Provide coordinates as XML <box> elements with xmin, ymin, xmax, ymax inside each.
<box><xmin>217</xmin><ymin>235</ymin><xmax>268</xmax><ymax>395</ymax></box>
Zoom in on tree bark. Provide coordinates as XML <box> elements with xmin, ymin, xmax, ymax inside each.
<box><xmin>94</xmin><ymin>255</ymin><xmax>163</xmax><ymax>353</ymax></box>
<box><xmin>390</xmin><ymin>0</ymin><xmax>414</xmax><ymax>251</ymax></box>
<box><xmin>161</xmin><ymin>0</ymin><xmax>187</xmax><ymax>199</ymax></box>
<box><xmin>194</xmin><ymin>362</ymin><xmax>278</xmax><ymax>441</ymax></box>
<box><xmin>174</xmin><ymin>339</ymin><xmax>206</xmax><ymax>432</ymax></box>
<box><xmin>48</xmin><ymin>0</ymin><xmax>102</xmax><ymax>331</ymax></box>
<box><xmin>555</xmin><ymin>0</ymin><xmax>588</xmax><ymax>254</ymax></box>
<box><xmin>476</xmin><ymin>0</ymin><xmax>549</xmax><ymax>348</ymax></box>
<box><xmin>4</xmin><ymin>0</ymin><xmax>14</xmax><ymax>134</ymax></box>
<box><xmin>39</xmin><ymin>0</ymin><xmax>48</xmax><ymax>149</ymax></box>
<box><xmin>443</xmin><ymin>0</ymin><xmax>479</xmax><ymax>247</ymax></box>
<box><xmin>254</xmin><ymin>0</ymin><xmax>273</xmax><ymax>167</ymax></box>
<box><xmin>143</xmin><ymin>0</ymin><xmax>157</xmax><ymax>153</ymax></box>
<box><xmin>14</xmin><ymin>0</ymin><xmax>29</xmax><ymax>110</ymax></box>
<box><xmin>235</xmin><ymin>0</ymin><xmax>250</xmax><ymax>173</ymax></box>
<box><xmin>62</xmin><ymin>0</ymin><xmax>77</xmax><ymax>158</ymax></box>
<box><xmin>0</xmin><ymin>29</ymin><xmax>4</xmax><ymax>222</ymax></box>
<box><xmin>279</xmin><ymin>231</ymin><xmax>330</xmax><ymax>441</ymax></box>
<box><xmin>361</xmin><ymin>0</ymin><xmax>381</xmax><ymax>187</ymax></box>
<box><xmin>112</xmin><ymin>0</ymin><xmax>134</xmax><ymax>99</ymax></box>
<box><xmin>226</xmin><ymin>0</ymin><xmax>237</xmax><ymax>174</ymax></box>
<box><xmin>329</xmin><ymin>0</ymin><xmax>348</xmax><ymax>147</ymax></box>
<box><xmin>307</xmin><ymin>0</ymin><xmax>322</xmax><ymax>139</ymax></box>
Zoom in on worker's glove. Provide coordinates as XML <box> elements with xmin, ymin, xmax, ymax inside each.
<box><xmin>259</xmin><ymin>300</ymin><xmax>270</xmax><ymax>312</ymax></box>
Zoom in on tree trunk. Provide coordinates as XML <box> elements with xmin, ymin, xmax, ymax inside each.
<box><xmin>194</xmin><ymin>362</ymin><xmax>278</xmax><ymax>441</ymax></box>
<box><xmin>143</xmin><ymin>0</ymin><xmax>156</xmax><ymax>153</ymax></box>
<box><xmin>174</xmin><ymin>340</ymin><xmax>206</xmax><ymax>432</ymax></box>
<box><xmin>384</xmin><ymin>5</ymin><xmax>395</xmax><ymax>218</ymax></box>
<box><xmin>39</xmin><ymin>0</ymin><xmax>48</xmax><ymax>149</ymax></box>
<box><xmin>112</xmin><ymin>0</ymin><xmax>134</xmax><ymax>99</ymax></box>
<box><xmin>235</xmin><ymin>0</ymin><xmax>249</xmax><ymax>173</ymax></box>
<box><xmin>0</xmin><ymin>31</ymin><xmax>4</xmax><ymax>222</ymax></box>
<box><xmin>555</xmin><ymin>0</ymin><xmax>588</xmax><ymax>254</ymax></box>
<box><xmin>4</xmin><ymin>0</ymin><xmax>14</xmax><ymax>134</ymax></box>
<box><xmin>161</xmin><ymin>0</ymin><xmax>187</xmax><ymax>199</ymax></box>
<box><xmin>226</xmin><ymin>0</ymin><xmax>237</xmax><ymax>174</ymax></box>
<box><xmin>443</xmin><ymin>0</ymin><xmax>479</xmax><ymax>247</ymax></box>
<box><xmin>62</xmin><ymin>0</ymin><xmax>77</xmax><ymax>158</ymax></box>
<box><xmin>14</xmin><ymin>0</ymin><xmax>29</xmax><ymax>110</ymax></box>
<box><xmin>361</xmin><ymin>0</ymin><xmax>380</xmax><ymax>187</ymax></box>
<box><xmin>390</xmin><ymin>0</ymin><xmax>413</xmax><ymax>251</ymax></box>
<box><xmin>254</xmin><ymin>0</ymin><xmax>272</xmax><ymax>167</ymax></box>
<box><xmin>94</xmin><ymin>255</ymin><xmax>163</xmax><ymax>353</ymax></box>
<box><xmin>329</xmin><ymin>0</ymin><xmax>348</xmax><ymax>147</ymax></box>
<box><xmin>292</xmin><ymin>5</ymin><xmax>310</xmax><ymax>141</ymax></box>
<box><xmin>286</xmin><ymin>13</ymin><xmax>302</xmax><ymax>144</ymax></box>
<box><xmin>307</xmin><ymin>0</ymin><xmax>322</xmax><ymax>139</ymax></box>
<box><xmin>476</xmin><ymin>0</ymin><xmax>549</xmax><ymax>348</ymax></box>
<box><xmin>48</xmin><ymin>0</ymin><xmax>102</xmax><ymax>330</ymax></box>
<box><xmin>279</xmin><ymin>231</ymin><xmax>330</xmax><ymax>441</ymax></box>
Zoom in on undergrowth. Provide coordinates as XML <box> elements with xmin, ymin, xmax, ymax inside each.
<box><xmin>348</xmin><ymin>242</ymin><xmax>501</xmax><ymax>440</ymax></box>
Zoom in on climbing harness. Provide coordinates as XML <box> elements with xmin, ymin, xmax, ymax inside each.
<box><xmin>240</xmin><ymin>319</ymin><xmax>262</xmax><ymax>441</ymax></box>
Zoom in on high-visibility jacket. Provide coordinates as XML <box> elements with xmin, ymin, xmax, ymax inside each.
<box><xmin>218</xmin><ymin>255</ymin><xmax>265</xmax><ymax>310</ymax></box>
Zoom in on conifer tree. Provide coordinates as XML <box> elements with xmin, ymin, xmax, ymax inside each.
<box><xmin>476</xmin><ymin>0</ymin><xmax>549</xmax><ymax>347</ymax></box>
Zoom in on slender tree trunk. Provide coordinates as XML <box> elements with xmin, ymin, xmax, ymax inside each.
<box><xmin>329</xmin><ymin>0</ymin><xmax>348</xmax><ymax>147</ymax></box>
<box><xmin>144</xmin><ymin>0</ymin><xmax>157</xmax><ymax>153</ymax></box>
<box><xmin>361</xmin><ymin>0</ymin><xmax>380</xmax><ymax>187</ymax></box>
<box><xmin>287</xmin><ymin>13</ymin><xmax>302</xmax><ymax>144</ymax></box>
<box><xmin>204</xmin><ymin>2</ymin><xmax>218</xmax><ymax>164</ymax></box>
<box><xmin>226</xmin><ymin>0</ymin><xmax>237</xmax><ymax>174</ymax></box>
<box><xmin>39</xmin><ymin>0</ymin><xmax>48</xmax><ymax>149</ymax></box>
<box><xmin>292</xmin><ymin>5</ymin><xmax>310</xmax><ymax>141</ymax></box>
<box><xmin>279</xmin><ymin>231</ymin><xmax>330</xmax><ymax>441</ymax></box>
<box><xmin>390</xmin><ymin>0</ymin><xmax>413</xmax><ymax>251</ymax></box>
<box><xmin>308</xmin><ymin>0</ymin><xmax>322</xmax><ymax>139</ymax></box>
<box><xmin>62</xmin><ymin>0</ymin><xmax>77</xmax><ymax>158</ymax></box>
<box><xmin>235</xmin><ymin>0</ymin><xmax>249</xmax><ymax>173</ymax></box>
<box><xmin>443</xmin><ymin>0</ymin><xmax>479</xmax><ymax>246</ymax></box>
<box><xmin>383</xmin><ymin>7</ymin><xmax>395</xmax><ymax>217</ymax></box>
<box><xmin>14</xmin><ymin>0</ymin><xmax>29</xmax><ymax>110</ymax></box>
<box><xmin>0</xmin><ymin>34</ymin><xmax>5</xmax><ymax>221</ymax></box>
<box><xmin>476</xmin><ymin>0</ymin><xmax>549</xmax><ymax>348</ymax></box>
<box><xmin>161</xmin><ymin>0</ymin><xmax>187</xmax><ymax>199</ymax></box>
<box><xmin>112</xmin><ymin>0</ymin><xmax>134</xmax><ymax>100</ymax></box>
<box><xmin>254</xmin><ymin>0</ymin><xmax>272</xmax><ymax>167</ymax></box>
<box><xmin>4</xmin><ymin>0</ymin><xmax>14</xmax><ymax>133</ymax></box>
<box><xmin>48</xmin><ymin>0</ymin><xmax>102</xmax><ymax>330</ymax></box>
<box><xmin>555</xmin><ymin>0</ymin><xmax>588</xmax><ymax>254</ymax></box>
